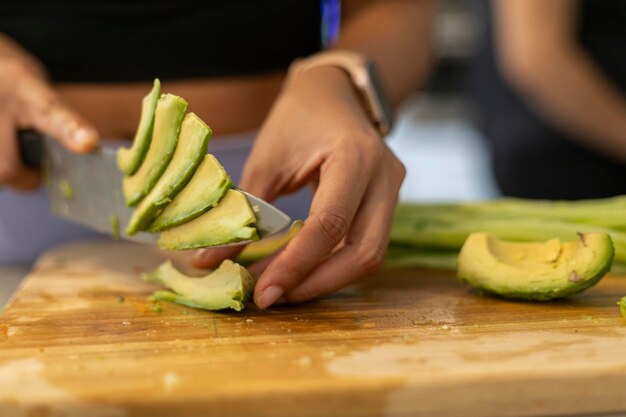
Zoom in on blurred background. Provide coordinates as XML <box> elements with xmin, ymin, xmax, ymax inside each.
<box><xmin>389</xmin><ymin>0</ymin><xmax>499</xmax><ymax>203</ymax></box>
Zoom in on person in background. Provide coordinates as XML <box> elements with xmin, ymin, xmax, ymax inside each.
<box><xmin>0</xmin><ymin>1</ymin><xmax>434</xmax><ymax>308</ymax></box>
<box><xmin>473</xmin><ymin>0</ymin><xmax>626</xmax><ymax>199</ymax></box>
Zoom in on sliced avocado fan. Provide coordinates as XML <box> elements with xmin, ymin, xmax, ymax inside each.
<box><xmin>126</xmin><ymin>113</ymin><xmax>211</xmax><ymax>235</ymax></box>
<box><xmin>148</xmin><ymin>154</ymin><xmax>232</xmax><ymax>232</ymax></box>
<box><xmin>457</xmin><ymin>232</ymin><xmax>614</xmax><ymax>301</ymax></box>
<box><xmin>118</xmin><ymin>82</ymin><xmax>259</xmax><ymax>249</ymax></box>
<box><xmin>117</xmin><ymin>79</ymin><xmax>161</xmax><ymax>176</ymax></box>
<box><xmin>158</xmin><ymin>189</ymin><xmax>259</xmax><ymax>249</ymax></box>
<box><xmin>143</xmin><ymin>259</ymin><xmax>255</xmax><ymax>311</ymax></box>
<box><xmin>123</xmin><ymin>93</ymin><xmax>188</xmax><ymax>206</ymax></box>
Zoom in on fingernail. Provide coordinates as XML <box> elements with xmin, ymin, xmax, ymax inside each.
<box><xmin>73</xmin><ymin>127</ymin><xmax>97</xmax><ymax>147</ymax></box>
<box><xmin>256</xmin><ymin>285</ymin><xmax>284</xmax><ymax>309</ymax></box>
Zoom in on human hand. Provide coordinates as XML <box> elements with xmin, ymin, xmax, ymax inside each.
<box><xmin>0</xmin><ymin>34</ymin><xmax>98</xmax><ymax>189</ymax></box>
<box><xmin>192</xmin><ymin>66</ymin><xmax>405</xmax><ymax>309</ymax></box>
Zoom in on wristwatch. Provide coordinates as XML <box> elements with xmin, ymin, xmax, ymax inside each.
<box><xmin>289</xmin><ymin>50</ymin><xmax>394</xmax><ymax>137</ymax></box>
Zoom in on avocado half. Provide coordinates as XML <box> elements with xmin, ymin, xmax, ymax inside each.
<box><xmin>457</xmin><ymin>232</ymin><xmax>614</xmax><ymax>301</ymax></box>
<box><xmin>143</xmin><ymin>259</ymin><xmax>255</xmax><ymax>311</ymax></box>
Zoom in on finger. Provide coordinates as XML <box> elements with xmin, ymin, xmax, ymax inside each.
<box><xmin>238</xmin><ymin>151</ymin><xmax>283</xmax><ymax>202</ymax></box>
<box><xmin>16</xmin><ymin>76</ymin><xmax>98</xmax><ymax>153</ymax></box>
<box><xmin>254</xmin><ymin>148</ymin><xmax>379</xmax><ymax>309</ymax></box>
<box><xmin>0</xmin><ymin>116</ymin><xmax>40</xmax><ymax>189</ymax></box>
<box><xmin>192</xmin><ymin>246</ymin><xmax>245</xmax><ymax>269</ymax></box>
<box><xmin>285</xmin><ymin>152</ymin><xmax>405</xmax><ymax>303</ymax></box>
<box><xmin>247</xmin><ymin>248</ymin><xmax>283</xmax><ymax>278</ymax></box>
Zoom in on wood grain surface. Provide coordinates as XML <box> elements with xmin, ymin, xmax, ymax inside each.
<box><xmin>1</xmin><ymin>240</ymin><xmax>626</xmax><ymax>417</ymax></box>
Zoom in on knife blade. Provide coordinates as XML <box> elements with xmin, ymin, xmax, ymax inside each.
<box><xmin>18</xmin><ymin>131</ymin><xmax>292</xmax><ymax>246</ymax></box>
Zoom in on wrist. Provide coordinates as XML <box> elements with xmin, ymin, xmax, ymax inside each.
<box><xmin>287</xmin><ymin>50</ymin><xmax>393</xmax><ymax>136</ymax></box>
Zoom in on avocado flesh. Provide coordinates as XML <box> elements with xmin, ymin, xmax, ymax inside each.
<box><xmin>158</xmin><ymin>189</ymin><xmax>259</xmax><ymax>249</ymax></box>
<box><xmin>117</xmin><ymin>79</ymin><xmax>161</xmax><ymax>176</ymax></box>
<box><xmin>143</xmin><ymin>259</ymin><xmax>255</xmax><ymax>311</ymax></box>
<box><xmin>123</xmin><ymin>94</ymin><xmax>188</xmax><ymax>206</ymax></box>
<box><xmin>148</xmin><ymin>154</ymin><xmax>232</xmax><ymax>232</ymax></box>
<box><xmin>126</xmin><ymin>113</ymin><xmax>211</xmax><ymax>235</ymax></box>
<box><xmin>457</xmin><ymin>232</ymin><xmax>614</xmax><ymax>301</ymax></box>
<box><xmin>237</xmin><ymin>220</ymin><xmax>303</xmax><ymax>265</ymax></box>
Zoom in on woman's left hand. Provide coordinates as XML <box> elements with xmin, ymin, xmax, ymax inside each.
<box><xmin>192</xmin><ymin>66</ymin><xmax>405</xmax><ymax>309</ymax></box>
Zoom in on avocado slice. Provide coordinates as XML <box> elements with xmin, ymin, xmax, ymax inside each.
<box><xmin>123</xmin><ymin>94</ymin><xmax>188</xmax><ymax>206</ymax></box>
<box><xmin>117</xmin><ymin>79</ymin><xmax>161</xmax><ymax>176</ymax></box>
<box><xmin>148</xmin><ymin>154</ymin><xmax>232</xmax><ymax>232</ymax></box>
<box><xmin>143</xmin><ymin>259</ymin><xmax>255</xmax><ymax>311</ymax></box>
<box><xmin>237</xmin><ymin>220</ymin><xmax>303</xmax><ymax>265</ymax></box>
<box><xmin>457</xmin><ymin>232</ymin><xmax>614</xmax><ymax>301</ymax></box>
<box><xmin>125</xmin><ymin>113</ymin><xmax>211</xmax><ymax>235</ymax></box>
<box><xmin>158</xmin><ymin>189</ymin><xmax>259</xmax><ymax>249</ymax></box>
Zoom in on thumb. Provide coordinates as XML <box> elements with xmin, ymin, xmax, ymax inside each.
<box><xmin>192</xmin><ymin>246</ymin><xmax>245</xmax><ymax>269</ymax></box>
<box><xmin>238</xmin><ymin>151</ymin><xmax>282</xmax><ymax>202</ymax></box>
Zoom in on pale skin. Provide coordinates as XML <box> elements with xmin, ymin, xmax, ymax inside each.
<box><xmin>494</xmin><ymin>0</ymin><xmax>626</xmax><ymax>161</ymax></box>
<box><xmin>0</xmin><ymin>0</ymin><xmax>434</xmax><ymax>308</ymax></box>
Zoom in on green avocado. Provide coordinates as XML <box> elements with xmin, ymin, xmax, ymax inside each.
<box><xmin>125</xmin><ymin>113</ymin><xmax>211</xmax><ymax>235</ymax></box>
<box><xmin>158</xmin><ymin>189</ymin><xmax>259</xmax><ymax>249</ymax></box>
<box><xmin>123</xmin><ymin>94</ymin><xmax>188</xmax><ymax>206</ymax></box>
<box><xmin>148</xmin><ymin>154</ymin><xmax>232</xmax><ymax>232</ymax></box>
<box><xmin>143</xmin><ymin>259</ymin><xmax>255</xmax><ymax>311</ymax></box>
<box><xmin>619</xmin><ymin>297</ymin><xmax>626</xmax><ymax>318</ymax></box>
<box><xmin>117</xmin><ymin>79</ymin><xmax>161</xmax><ymax>176</ymax></box>
<box><xmin>457</xmin><ymin>232</ymin><xmax>614</xmax><ymax>301</ymax></box>
<box><xmin>237</xmin><ymin>220</ymin><xmax>303</xmax><ymax>265</ymax></box>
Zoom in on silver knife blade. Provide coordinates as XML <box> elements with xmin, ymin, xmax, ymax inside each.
<box><xmin>44</xmin><ymin>136</ymin><xmax>291</xmax><ymax>246</ymax></box>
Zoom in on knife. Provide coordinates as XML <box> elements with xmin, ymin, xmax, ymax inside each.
<box><xmin>18</xmin><ymin>130</ymin><xmax>291</xmax><ymax>246</ymax></box>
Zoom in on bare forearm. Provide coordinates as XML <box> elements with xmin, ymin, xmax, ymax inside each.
<box><xmin>335</xmin><ymin>0</ymin><xmax>435</xmax><ymax>107</ymax></box>
<box><xmin>507</xmin><ymin>47</ymin><xmax>626</xmax><ymax>160</ymax></box>
<box><xmin>495</xmin><ymin>0</ymin><xmax>626</xmax><ymax>161</ymax></box>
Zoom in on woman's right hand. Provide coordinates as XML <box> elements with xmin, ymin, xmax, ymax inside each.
<box><xmin>0</xmin><ymin>34</ymin><xmax>98</xmax><ymax>190</ymax></box>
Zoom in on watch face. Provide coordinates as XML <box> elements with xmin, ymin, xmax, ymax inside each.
<box><xmin>366</xmin><ymin>61</ymin><xmax>394</xmax><ymax>135</ymax></box>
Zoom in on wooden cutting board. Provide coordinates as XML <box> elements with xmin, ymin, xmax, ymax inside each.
<box><xmin>1</xmin><ymin>240</ymin><xmax>626</xmax><ymax>417</ymax></box>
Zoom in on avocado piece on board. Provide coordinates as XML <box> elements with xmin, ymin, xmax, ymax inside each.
<box><xmin>126</xmin><ymin>113</ymin><xmax>211</xmax><ymax>235</ymax></box>
<box><xmin>117</xmin><ymin>79</ymin><xmax>161</xmax><ymax>176</ymax></box>
<box><xmin>158</xmin><ymin>189</ymin><xmax>259</xmax><ymax>249</ymax></box>
<box><xmin>143</xmin><ymin>259</ymin><xmax>255</xmax><ymax>311</ymax></box>
<box><xmin>123</xmin><ymin>94</ymin><xmax>188</xmax><ymax>206</ymax></box>
<box><xmin>457</xmin><ymin>232</ymin><xmax>614</xmax><ymax>301</ymax></box>
<box><xmin>148</xmin><ymin>154</ymin><xmax>232</xmax><ymax>232</ymax></box>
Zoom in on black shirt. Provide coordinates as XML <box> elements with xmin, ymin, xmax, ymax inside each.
<box><xmin>472</xmin><ymin>0</ymin><xmax>626</xmax><ymax>199</ymax></box>
<box><xmin>0</xmin><ymin>0</ymin><xmax>322</xmax><ymax>82</ymax></box>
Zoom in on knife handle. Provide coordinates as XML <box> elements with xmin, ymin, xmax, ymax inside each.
<box><xmin>18</xmin><ymin>130</ymin><xmax>44</xmax><ymax>169</ymax></box>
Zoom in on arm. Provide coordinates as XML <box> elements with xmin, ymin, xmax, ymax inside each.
<box><xmin>0</xmin><ymin>33</ymin><xmax>98</xmax><ymax>189</ymax></box>
<box><xmin>337</xmin><ymin>0</ymin><xmax>435</xmax><ymax>107</ymax></box>
<box><xmin>494</xmin><ymin>0</ymin><xmax>626</xmax><ymax>161</ymax></box>
<box><xmin>193</xmin><ymin>0</ymin><xmax>435</xmax><ymax>308</ymax></box>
